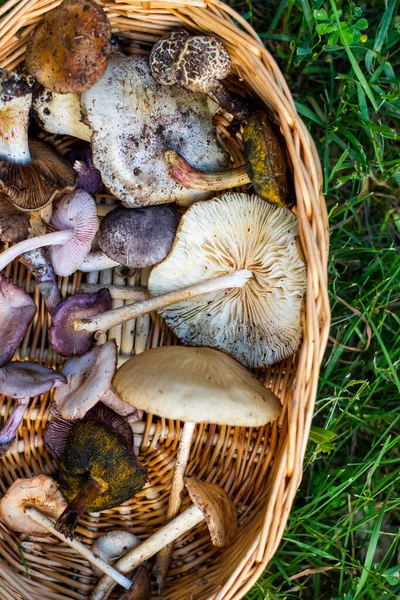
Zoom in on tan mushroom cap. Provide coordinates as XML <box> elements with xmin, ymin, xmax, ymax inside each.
<box><xmin>148</xmin><ymin>193</ymin><xmax>307</xmax><ymax>368</ymax></box>
<box><xmin>113</xmin><ymin>346</ymin><xmax>281</xmax><ymax>426</ymax></box>
<box><xmin>184</xmin><ymin>477</ymin><xmax>237</xmax><ymax>547</ymax></box>
<box><xmin>0</xmin><ymin>475</ymin><xmax>67</xmax><ymax>535</ymax></box>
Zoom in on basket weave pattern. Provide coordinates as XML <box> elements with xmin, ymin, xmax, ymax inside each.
<box><xmin>0</xmin><ymin>1</ymin><xmax>330</xmax><ymax>598</ymax></box>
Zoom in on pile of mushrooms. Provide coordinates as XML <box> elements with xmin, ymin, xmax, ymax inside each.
<box><xmin>0</xmin><ymin>0</ymin><xmax>309</xmax><ymax>596</ymax></box>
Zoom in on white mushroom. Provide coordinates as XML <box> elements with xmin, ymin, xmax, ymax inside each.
<box><xmin>92</xmin><ymin>531</ymin><xmax>140</xmax><ymax>577</ymax></box>
<box><xmin>33</xmin><ymin>89</ymin><xmax>92</xmax><ymax>141</ymax></box>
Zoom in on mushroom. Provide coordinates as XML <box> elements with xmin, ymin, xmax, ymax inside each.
<box><xmin>32</xmin><ymin>88</ymin><xmax>92</xmax><ymax>142</ymax></box>
<box><xmin>112</xmin><ymin>346</ymin><xmax>280</xmax><ymax>587</ymax></box>
<box><xmin>98</xmin><ymin>205</ymin><xmax>180</xmax><ymax>268</ymax></box>
<box><xmin>92</xmin><ymin>531</ymin><xmax>140</xmax><ymax>577</ymax></box>
<box><xmin>80</xmin><ymin>53</ymin><xmax>228</xmax><ymax>207</ymax></box>
<box><xmin>0</xmin><ymin>273</ymin><xmax>36</xmax><ymax>367</ymax></box>
<box><xmin>0</xmin><ymin>195</ymin><xmax>30</xmax><ymax>242</ymax></box>
<box><xmin>150</xmin><ymin>30</ymin><xmax>250</xmax><ymax>121</ymax></box>
<box><xmin>65</xmin><ymin>143</ymin><xmax>103</xmax><ymax>195</ymax></box>
<box><xmin>25</xmin><ymin>0</ymin><xmax>112</xmax><ymax>94</ymax></box>
<box><xmin>53</xmin><ymin>339</ymin><xmax>142</xmax><ymax>420</ymax></box>
<box><xmin>0</xmin><ymin>190</ymin><xmax>98</xmax><ymax>276</ymax></box>
<box><xmin>92</xmin><ymin>477</ymin><xmax>237</xmax><ymax>600</ymax></box>
<box><xmin>165</xmin><ymin>111</ymin><xmax>292</xmax><ymax>207</ymax></box>
<box><xmin>43</xmin><ymin>403</ymin><xmax>147</xmax><ymax>539</ymax></box>
<box><xmin>0</xmin><ymin>69</ymin><xmax>76</xmax><ymax>211</ymax></box>
<box><xmin>78</xmin><ymin>251</ymin><xmax>120</xmax><ymax>273</ymax></box>
<box><xmin>0</xmin><ymin>361</ymin><xmax>67</xmax><ymax>456</ymax></box>
<box><xmin>119</xmin><ymin>566</ymin><xmax>151</xmax><ymax>600</ymax></box>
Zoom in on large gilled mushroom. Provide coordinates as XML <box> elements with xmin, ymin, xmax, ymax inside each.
<box><xmin>112</xmin><ymin>346</ymin><xmax>280</xmax><ymax>587</ymax></box>
<box><xmin>53</xmin><ymin>339</ymin><xmax>142</xmax><ymax>420</ymax></box>
<box><xmin>0</xmin><ymin>70</ymin><xmax>76</xmax><ymax>211</ymax></box>
<box><xmin>150</xmin><ymin>30</ymin><xmax>250</xmax><ymax>121</ymax></box>
<box><xmin>80</xmin><ymin>53</ymin><xmax>228</xmax><ymax>207</ymax></box>
<box><xmin>98</xmin><ymin>205</ymin><xmax>180</xmax><ymax>268</ymax></box>
<box><xmin>165</xmin><ymin>111</ymin><xmax>292</xmax><ymax>208</ymax></box>
<box><xmin>25</xmin><ymin>0</ymin><xmax>112</xmax><ymax>94</ymax></box>
<box><xmin>0</xmin><ymin>190</ymin><xmax>98</xmax><ymax>276</ymax></box>
<box><xmin>93</xmin><ymin>477</ymin><xmax>238</xmax><ymax>600</ymax></box>
<box><xmin>33</xmin><ymin>88</ymin><xmax>92</xmax><ymax>142</ymax></box>
<box><xmin>0</xmin><ymin>273</ymin><xmax>36</xmax><ymax>367</ymax></box>
<box><xmin>0</xmin><ymin>361</ymin><xmax>66</xmax><ymax>456</ymax></box>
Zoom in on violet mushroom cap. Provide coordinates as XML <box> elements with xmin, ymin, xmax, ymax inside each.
<box><xmin>48</xmin><ymin>289</ymin><xmax>112</xmax><ymax>357</ymax></box>
<box><xmin>98</xmin><ymin>205</ymin><xmax>180</xmax><ymax>268</ymax></box>
<box><xmin>65</xmin><ymin>143</ymin><xmax>103</xmax><ymax>195</ymax></box>
<box><xmin>0</xmin><ymin>274</ymin><xmax>36</xmax><ymax>367</ymax></box>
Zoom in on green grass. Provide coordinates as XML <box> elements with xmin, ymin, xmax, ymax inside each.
<box><xmin>226</xmin><ymin>1</ymin><xmax>400</xmax><ymax>598</ymax></box>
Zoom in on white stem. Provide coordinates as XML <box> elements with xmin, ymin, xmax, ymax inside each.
<box><xmin>75</xmin><ymin>269</ymin><xmax>252</xmax><ymax>334</ymax></box>
<box><xmin>79</xmin><ymin>283</ymin><xmax>146</xmax><ymax>301</ymax></box>
<box><xmin>25</xmin><ymin>507</ymin><xmax>132</xmax><ymax>589</ymax></box>
<box><xmin>154</xmin><ymin>421</ymin><xmax>196</xmax><ymax>588</ymax></box>
<box><xmin>0</xmin><ymin>94</ymin><xmax>31</xmax><ymax>164</ymax></box>
<box><xmin>92</xmin><ymin>503</ymin><xmax>204</xmax><ymax>600</ymax></box>
<box><xmin>79</xmin><ymin>252</ymin><xmax>120</xmax><ymax>272</ymax></box>
<box><xmin>0</xmin><ymin>230</ymin><xmax>73</xmax><ymax>272</ymax></box>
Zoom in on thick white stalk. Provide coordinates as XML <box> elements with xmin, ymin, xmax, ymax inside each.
<box><xmin>75</xmin><ymin>269</ymin><xmax>252</xmax><ymax>334</ymax></box>
<box><xmin>0</xmin><ymin>229</ymin><xmax>73</xmax><ymax>272</ymax></box>
<box><xmin>25</xmin><ymin>507</ymin><xmax>132</xmax><ymax>589</ymax></box>
<box><xmin>79</xmin><ymin>252</ymin><xmax>120</xmax><ymax>272</ymax></box>
<box><xmin>0</xmin><ymin>93</ymin><xmax>31</xmax><ymax>164</ymax></box>
<box><xmin>92</xmin><ymin>503</ymin><xmax>204</xmax><ymax>600</ymax></box>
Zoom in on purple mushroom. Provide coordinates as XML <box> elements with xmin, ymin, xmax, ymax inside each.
<box><xmin>65</xmin><ymin>143</ymin><xmax>104</xmax><ymax>196</ymax></box>
<box><xmin>0</xmin><ymin>361</ymin><xmax>67</xmax><ymax>456</ymax></box>
<box><xmin>0</xmin><ymin>274</ymin><xmax>36</xmax><ymax>367</ymax></box>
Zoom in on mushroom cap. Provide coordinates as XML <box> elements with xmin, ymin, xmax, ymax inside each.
<box><xmin>48</xmin><ymin>288</ymin><xmax>112</xmax><ymax>357</ymax></box>
<box><xmin>98</xmin><ymin>205</ymin><xmax>180</xmax><ymax>268</ymax></box>
<box><xmin>184</xmin><ymin>478</ymin><xmax>237</xmax><ymax>547</ymax></box>
<box><xmin>149</xmin><ymin>30</ymin><xmax>191</xmax><ymax>85</ymax></box>
<box><xmin>243</xmin><ymin>111</ymin><xmax>292</xmax><ymax>208</ymax></box>
<box><xmin>48</xmin><ymin>189</ymin><xmax>98</xmax><ymax>277</ymax></box>
<box><xmin>92</xmin><ymin>530</ymin><xmax>140</xmax><ymax>577</ymax></box>
<box><xmin>0</xmin><ymin>274</ymin><xmax>37</xmax><ymax>367</ymax></box>
<box><xmin>80</xmin><ymin>54</ymin><xmax>228</xmax><ymax>207</ymax></box>
<box><xmin>54</xmin><ymin>339</ymin><xmax>117</xmax><ymax>419</ymax></box>
<box><xmin>113</xmin><ymin>346</ymin><xmax>280</xmax><ymax>426</ymax></box>
<box><xmin>0</xmin><ymin>194</ymin><xmax>30</xmax><ymax>242</ymax></box>
<box><xmin>65</xmin><ymin>143</ymin><xmax>103</xmax><ymax>195</ymax></box>
<box><xmin>0</xmin><ymin>475</ymin><xmax>67</xmax><ymax>535</ymax></box>
<box><xmin>25</xmin><ymin>0</ymin><xmax>111</xmax><ymax>94</ymax></box>
<box><xmin>0</xmin><ymin>361</ymin><xmax>66</xmax><ymax>399</ymax></box>
<box><xmin>121</xmin><ymin>566</ymin><xmax>151</xmax><ymax>600</ymax></box>
<box><xmin>175</xmin><ymin>36</ymin><xmax>231</xmax><ymax>93</ymax></box>
<box><xmin>148</xmin><ymin>193</ymin><xmax>306</xmax><ymax>368</ymax></box>
<box><xmin>0</xmin><ymin>139</ymin><xmax>77</xmax><ymax>211</ymax></box>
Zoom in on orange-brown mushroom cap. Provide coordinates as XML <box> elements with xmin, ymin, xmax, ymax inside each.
<box><xmin>25</xmin><ymin>0</ymin><xmax>112</xmax><ymax>94</ymax></box>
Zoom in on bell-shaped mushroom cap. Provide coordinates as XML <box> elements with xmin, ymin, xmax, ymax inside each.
<box><xmin>174</xmin><ymin>36</ymin><xmax>231</xmax><ymax>93</ymax></box>
<box><xmin>0</xmin><ymin>361</ymin><xmax>66</xmax><ymax>399</ymax></box>
<box><xmin>148</xmin><ymin>193</ymin><xmax>306</xmax><ymax>368</ymax></box>
<box><xmin>149</xmin><ymin>30</ymin><xmax>190</xmax><ymax>85</ymax></box>
<box><xmin>184</xmin><ymin>478</ymin><xmax>237</xmax><ymax>547</ymax></box>
<box><xmin>98</xmin><ymin>205</ymin><xmax>180</xmax><ymax>268</ymax></box>
<box><xmin>25</xmin><ymin>0</ymin><xmax>111</xmax><ymax>94</ymax></box>
<box><xmin>0</xmin><ymin>139</ymin><xmax>77</xmax><ymax>212</ymax></box>
<box><xmin>0</xmin><ymin>195</ymin><xmax>30</xmax><ymax>242</ymax></box>
<box><xmin>0</xmin><ymin>475</ymin><xmax>67</xmax><ymax>535</ymax></box>
<box><xmin>54</xmin><ymin>339</ymin><xmax>117</xmax><ymax>419</ymax></box>
<box><xmin>113</xmin><ymin>346</ymin><xmax>280</xmax><ymax>426</ymax></box>
<box><xmin>48</xmin><ymin>190</ymin><xmax>98</xmax><ymax>277</ymax></box>
<box><xmin>48</xmin><ymin>288</ymin><xmax>112</xmax><ymax>357</ymax></box>
<box><xmin>0</xmin><ymin>274</ymin><xmax>36</xmax><ymax>367</ymax></box>
<box><xmin>92</xmin><ymin>530</ymin><xmax>140</xmax><ymax>577</ymax></box>
<box><xmin>80</xmin><ymin>54</ymin><xmax>228</xmax><ymax>207</ymax></box>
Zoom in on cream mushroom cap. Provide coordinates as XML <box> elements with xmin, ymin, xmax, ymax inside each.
<box><xmin>113</xmin><ymin>346</ymin><xmax>280</xmax><ymax>426</ymax></box>
<box><xmin>148</xmin><ymin>193</ymin><xmax>307</xmax><ymax>368</ymax></box>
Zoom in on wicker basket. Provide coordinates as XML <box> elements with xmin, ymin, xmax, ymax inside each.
<box><xmin>0</xmin><ymin>1</ymin><xmax>330</xmax><ymax>598</ymax></box>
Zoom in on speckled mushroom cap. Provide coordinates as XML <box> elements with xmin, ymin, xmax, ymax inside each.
<box><xmin>149</xmin><ymin>30</ymin><xmax>190</xmax><ymax>85</ymax></box>
<box><xmin>113</xmin><ymin>346</ymin><xmax>281</xmax><ymax>426</ymax></box>
<box><xmin>148</xmin><ymin>193</ymin><xmax>307</xmax><ymax>368</ymax></box>
<box><xmin>98</xmin><ymin>205</ymin><xmax>180</xmax><ymax>268</ymax></box>
<box><xmin>25</xmin><ymin>0</ymin><xmax>111</xmax><ymax>94</ymax></box>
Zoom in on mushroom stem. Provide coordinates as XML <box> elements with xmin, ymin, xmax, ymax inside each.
<box><xmin>78</xmin><ymin>251</ymin><xmax>120</xmax><ymax>272</ymax></box>
<box><xmin>0</xmin><ymin>395</ymin><xmax>29</xmax><ymax>457</ymax></box>
<box><xmin>0</xmin><ymin>78</ymin><xmax>31</xmax><ymax>164</ymax></box>
<box><xmin>20</xmin><ymin>248</ymin><xmax>61</xmax><ymax>315</ymax></box>
<box><xmin>92</xmin><ymin>503</ymin><xmax>204</xmax><ymax>600</ymax></box>
<box><xmin>79</xmin><ymin>283</ymin><xmax>146</xmax><ymax>301</ymax></box>
<box><xmin>165</xmin><ymin>149</ymin><xmax>249</xmax><ymax>191</ymax></box>
<box><xmin>0</xmin><ymin>229</ymin><xmax>73</xmax><ymax>273</ymax></box>
<box><xmin>208</xmin><ymin>81</ymin><xmax>251</xmax><ymax>121</ymax></box>
<box><xmin>154</xmin><ymin>420</ymin><xmax>195</xmax><ymax>588</ymax></box>
<box><xmin>25</xmin><ymin>507</ymin><xmax>132</xmax><ymax>589</ymax></box>
<box><xmin>55</xmin><ymin>478</ymin><xmax>106</xmax><ymax>540</ymax></box>
<box><xmin>74</xmin><ymin>269</ymin><xmax>252</xmax><ymax>334</ymax></box>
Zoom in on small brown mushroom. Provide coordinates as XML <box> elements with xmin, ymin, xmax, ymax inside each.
<box><xmin>0</xmin><ymin>195</ymin><xmax>30</xmax><ymax>242</ymax></box>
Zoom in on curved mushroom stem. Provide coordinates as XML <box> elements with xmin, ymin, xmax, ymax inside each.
<box><xmin>154</xmin><ymin>421</ymin><xmax>195</xmax><ymax>589</ymax></box>
<box><xmin>74</xmin><ymin>269</ymin><xmax>252</xmax><ymax>335</ymax></box>
<box><xmin>165</xmin><ymin>149</ymin><xmax>249</xmax><ymax>191</ymax></box>
<box><xmin>208</xmin><ymin>81</ymin><xmax>251</xmax><ymax>121</ymax></box>
<box><xmin>78</xmin><ymin>251</ymin><xmax>120</xmax><ymax>272</ymax></box>
<box><xmin>92</xmin><ymin>503</ymin><xmax>204</xmax><ymax>600</ymax></box>
<box><xmin>0</xmin><ymin>395</ymin><xmax>29</xmax><ymax>457</ymax></box>
<box><xmin>0</xmin><ymin>229</ymin><xmax>73</xmax><ymax>273</ymax></box>
<box><xmin>20</xmin><ymin>248</ymin><xmax>61</xmax><ymax>316</ymax></box>
<box><xmin>55</xmin><ymin>478</ymin><xmax>106</xmax><ymax>540</ymax></box>
<box><xmin>25</xmin><ymin>507</ymin><xmax>132</xmax><ymax>589</ymax></box>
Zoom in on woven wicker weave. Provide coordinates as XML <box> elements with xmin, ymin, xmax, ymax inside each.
<box><xmin>0</xmin><ymin>1</ymin><xmax>330</xmax><ymax>598</ymax></box>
